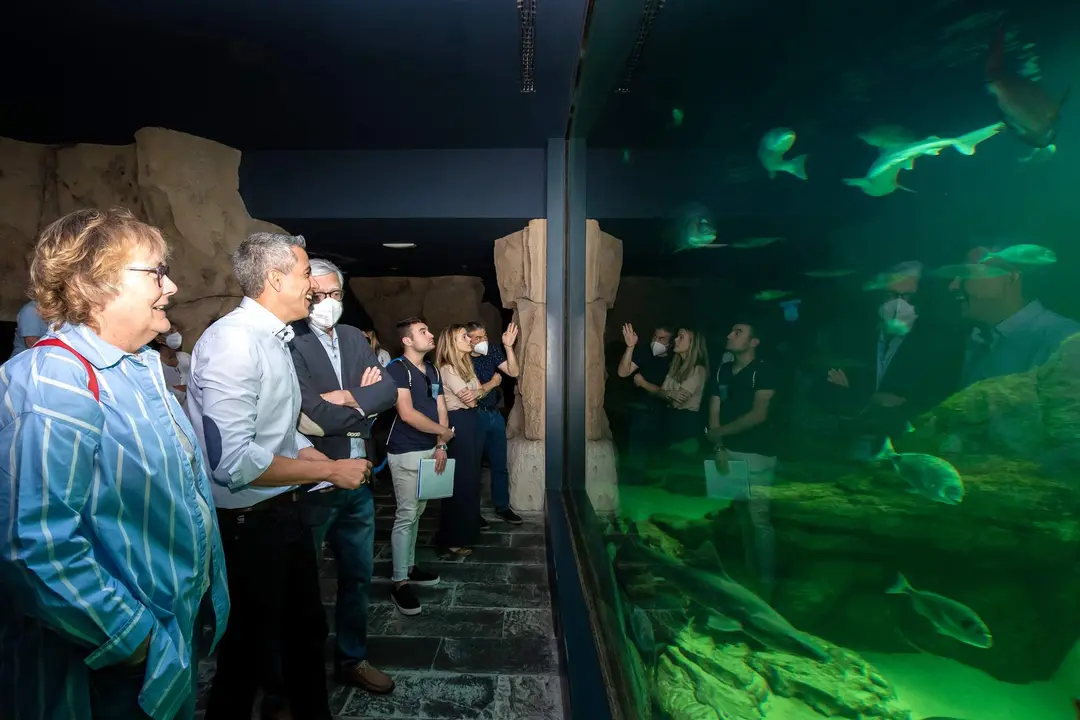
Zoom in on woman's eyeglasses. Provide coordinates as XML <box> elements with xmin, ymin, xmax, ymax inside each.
<box><xmin>312</xmin><ymin>290</ymin><xmax>344</xmax><ymax>303</ymax></box>
<box><xmin>127</xmin><ymin>264</ymin><xmax>170</xmax><ymax>287</ymax></box>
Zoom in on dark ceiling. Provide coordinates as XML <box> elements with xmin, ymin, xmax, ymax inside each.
<box><xmin>4</xmin><ymin>0</ymin><xmax>1078</xmax><ymax>285</ymax></box>
<box><xmin>279</xmin><ymin>218</ymin><xmax>529</xmax><ymax>279</ymax></box>
<box><xmin>2</xmin><ymin>0</ymin><xmax>586</xmax><ymax>150</ymax></box>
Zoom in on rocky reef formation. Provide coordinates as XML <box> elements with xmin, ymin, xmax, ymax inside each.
<box><xmin>656</xmin><ymin>632</ymin><xmax>907</xmax><ymax>720</ymax></box>
<box><xmin>612</xmin><ymin>522</ymin><xmax>909</xmax><ymax>719</ymax></box>
<box><xmin>0</xmin><ymin>128</ymin><xmax>286</xmax><ymax>347</ymax></box>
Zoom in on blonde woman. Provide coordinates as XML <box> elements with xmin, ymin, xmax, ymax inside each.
<box><xmin>661</xmin><ymin>327</ymin><xmax>710</xmax><ymax>451</ymax></box>
<box><xmin>363</xmin><ymin>328</ymin><xmax>392</xmax><ymax>367</ymax></box>
<box><xmin>433</xmin><ymin>324</ymin><xmax>484</xmax><ymax>555</ymax></box>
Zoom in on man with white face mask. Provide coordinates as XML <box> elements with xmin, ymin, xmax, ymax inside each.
<box><xmin>827</xmin><ymin>261</ymin><xmax>959</xmax><ymax>456</ymax></box>
<box><xmin>287</xmin><ymin>258</ymin><xmax>398</xmax><ymax>696</ymax></box>
<box><xmin>615</xmin><ymin>323</ymin><xmax>674</xmax><ymax>485</ymax></box>
<box><xmin>465</xmin><ymin>320</ymin><xmax>521</xmax><ymax>524</ymax></box>
<box><xmin>155</xmin><ymin>323</ymin><xmax>191</xmax><ymax>405</ymax></box>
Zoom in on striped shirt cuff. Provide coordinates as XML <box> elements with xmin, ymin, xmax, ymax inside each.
<box><xmin>83</xmin><ymin>603</ymin><xmax>155</xmax><ymax>670</ymax></box>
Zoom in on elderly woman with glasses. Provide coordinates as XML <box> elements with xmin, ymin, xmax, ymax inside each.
<box><xmin>0</xmin><ymin>208</ymin><xmax>230</xmax><ymax>720</ymax></box>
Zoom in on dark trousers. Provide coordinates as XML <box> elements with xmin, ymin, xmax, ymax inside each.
<box><xmin>476</xmin><ymin>408</ymin><xmax>511</xmax><ymax>511</ymax></box>
<box><xmin>87</xmin><ymin>597</ymin><xmax>209</xmax><ymax>720</ymax></box>
<box><xmin>204</xmin><ymin>504</ymin><xmax>331</xmax><ymax>720</ymax></box>
<box><xmin>436</xmin><ymin>408</ymin><xmax>483</xmax><ymax>547</ymax></box>
<box><xmin>622</xmin><ymin>406</ymin><xmax>662</xmax><ymax>485</ymax></box>
<box><xmin>312</xmin><ymin>486</ymin><xmax>375</xmax><ymax>669</ymax></box>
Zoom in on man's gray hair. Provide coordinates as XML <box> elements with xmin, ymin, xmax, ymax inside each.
<box><xmin>890</xmin><ymin>260</ymin><xmax>923</xmax><ymax>279</ymax></box>
<box><xmin>309</xmin><ymin>258</ymin><xmax>345</xmax><ymax>288</ymax></box>
<box><xmin>232</xmin><ymin>232</ymin><xmax>307</xmax><ymax>298</ymax></box>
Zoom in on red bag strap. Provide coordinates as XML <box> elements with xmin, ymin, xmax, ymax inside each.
<box><xmin>34</xmin><ymin>339</ymin><xmax>101</xmax><ymax>402</ymax></box>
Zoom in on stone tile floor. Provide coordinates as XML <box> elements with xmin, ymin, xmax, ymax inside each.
<box><xmin>196</xmin><ymin>480</ymin><xmax>564</xmax><ymax>720</ymax></box>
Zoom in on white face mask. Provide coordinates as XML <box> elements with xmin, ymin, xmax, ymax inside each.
<box><xmin>473</xmin><ymin>341</ymin><xmax>489</xmax><ymax>356</ymax></box>
<box><xmin>651</xmin><ymin>341</ymin><xmax>668</xmax><ymax>357</ymax></box>
<box><xmin>309</xmin><ymin>298</ymin><xmax>343</xmax><ymax>330</ymax></box>
<box><xmin>165</xmin><ymin>332</ymin><xmax>182</xmax><ymax>350</ymax></box>
<box><xmin>879</xmin><ymin>298</ymin><xmax>917</xmax><ymax>335</ymax></box>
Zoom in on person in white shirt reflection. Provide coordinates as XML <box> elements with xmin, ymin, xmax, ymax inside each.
<box><xmin>154</xmin><ymin>323</ymin><xmax>190</xmax><ymax>405</ymax></box>
<box><xmin>187</xmin><ymin>232</ymin><xmax>370</xmax><ymax>720</ymax></box>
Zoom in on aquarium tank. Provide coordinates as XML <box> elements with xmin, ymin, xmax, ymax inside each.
<box><xmin>562</xmin><ymin>0</ymin><xmax>1080</xmax><ymax>718</ymax></box>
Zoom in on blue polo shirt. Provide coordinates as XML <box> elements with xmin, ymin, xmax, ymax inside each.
<box><xmin>471</xmin><ymin>344</ymin><xmax>507</xmax><ymax>410</ymax></box>
<box><xmin>385</xmin><ymin>356</ymin><xmax>444</xmax><ymax>454</ymax></box>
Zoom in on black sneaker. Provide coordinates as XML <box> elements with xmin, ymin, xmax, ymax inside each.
<box><xmin>408</xmin><ymin>567</ymin><xmax>440</xmax><ymax>587</ymax></box>
<box><xmin>390</xmin><ymin>584</ymin><xmax>422</xmax><ymax>616</ymax></box>
<box><xmin>496</xmin><ymin>508</ymin><xmax>524</xmax><ymax>525</ymax></box>
<box><xmin>479</xmin><ymin>516</ymin><xmax>491</xmax><ymax>531</ymax></box>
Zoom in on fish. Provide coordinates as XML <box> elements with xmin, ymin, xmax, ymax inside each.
<box><xmin>980</xmin><ymin>243</ymin><xmax>1057</xmax><ymax>266</ymax></box>
<box><xmin>672</xmin><ymin>108</ymin><xmax>685</xmax><ymax>127</ymax></box>
<box><xmin>671</xmin><ymin>205</ymin><xmax>721</xmax><ymax>252</ymax></box>
<box><xmin>843</xmin><ymin>124</ymin><xmax>1006</xmax><ymax>196</ymax></box>
<box><xmin>758</xmin><ymin>127</ymin><xmax>808</xmax><ymax>180</ymax></box>
<box><xmin>887</xmin><ymin>573</ymin><xmax>993</xmax><ymax>649</ymax></box>
<box><xmin>804</xmin><ymin>269</ymin><xmax>858</xmax><ymax>278</ymax></box>
<box><xmin>858</xmin><ymin>125</ymin><xmax>921</xmax><ymax>149</ymax></box>
<box><xmin>987</xmin><ymin>25</ymin><xmax>1069</xmax><ymax>149</ymax></box>
<box><xmin>754</xmin><ymin>289</ymin><xmax>792</xmax><ymax>301</ymax></box>
<box><xmin>632</xmin><ymin>539</ymin><xmax>830</xmax><ymax>661</ymax></box>
<box><xmin>873</xmin><ymin>437</ymin><xmax>965</xmax><ymax>504</ymax></box>
<box><xmin>732</xmin><ymin>237</ymin><xmax>784</xmax><ymax>249</ymax></box>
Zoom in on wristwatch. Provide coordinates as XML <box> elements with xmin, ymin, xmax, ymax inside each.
<box><xmin>435</xmin><ymin>444</ymin><xmax>449</xmax><ymax>452</ymax></box>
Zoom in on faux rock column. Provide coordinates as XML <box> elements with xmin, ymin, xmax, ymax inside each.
<box><xmin>494</xmin><ymin>220</ymin><xmax>548</xmax><ymax>511</ymax></box>
<box><xmin>493</xmin><ymin>219</ymin><xmax>623</xmax><ymax>513</ymax></box>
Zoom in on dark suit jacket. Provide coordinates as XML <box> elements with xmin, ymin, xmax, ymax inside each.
<box><xmin>830</xmin><ymin>317</ymin><xmax>963</xmax><ymax>430</ymax></box>
<box><xmin>289</xmin><ymin>321</ymin><xmax>399</xmax><ymax>461</ymax></box>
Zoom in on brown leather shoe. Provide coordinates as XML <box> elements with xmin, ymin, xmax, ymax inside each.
<box><xmin>336</xmin><ymin>660</ymin><xmax>395</xmax><ymax>694</ymax></box>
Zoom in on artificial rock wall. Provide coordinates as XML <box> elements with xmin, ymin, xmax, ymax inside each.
<box><xmin>348</xmin><ymin>276</ymin><xmax>502</xmax><ymax>354</ymax></box>
<box><xmin>0</xmin><ymin>128</ymin><xmax>286</xmax><ymax>346</ymax></box>
<box><xmin>493</xmin><ymin>219</ymin><xmax>623</xmax><ymax>513</ymax></box>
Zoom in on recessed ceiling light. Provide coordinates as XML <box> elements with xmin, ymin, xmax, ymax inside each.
<box><xmin>383</xmin><ymin>242</ymin><xmax>416</xmax><ymax>249</ymax></box>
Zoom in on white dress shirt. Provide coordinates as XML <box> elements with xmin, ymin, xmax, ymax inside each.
<box><xmin>186</xmin><ymin>297</ymin><xmax>313</xmax><ymax>509</ymax></box>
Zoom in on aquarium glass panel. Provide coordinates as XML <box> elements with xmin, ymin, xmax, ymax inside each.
<box><xmin>570</xmin><ymin>1</ymin><xmax>1080</xmax><ymax>719</ymax></box>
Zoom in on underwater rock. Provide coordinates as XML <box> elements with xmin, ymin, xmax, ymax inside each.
<box><xmin>655</xmin><ymin>625</ymin><xmax>907</xmax><ymax>720</ymax></box>
<box><xmin>904</xmin><ymin>332</ymin><xmax>1080</xmax><ymax>471</ymax></box>
<box><xmin>695</xmin><ymin>445</ymin><xmax>1080</xmax><ymax>682</ymax></box>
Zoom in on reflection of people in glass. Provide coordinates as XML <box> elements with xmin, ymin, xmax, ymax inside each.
<box><xmin>827</xmin><ymin>261</ymin><xmax>961</xmax><ymax>458</ymax></box>
<box><xmin>660</xmin><ymin>327</ymin><xmax>709</xmax><ymax>452</ymax></box>
<box><xmin>707</xmin><ymin>319</ymin><xmax>779</xmax><ymax>596</ymax></box>
<box><xmin>950</xmin><ymin>245</ymin><xmax>1080</xmax><ymax>388</ymax></box>
<box><xmin>616</xmin><ymin>323</ymin><xmax>673</xmax><ymax>484</ymax></box>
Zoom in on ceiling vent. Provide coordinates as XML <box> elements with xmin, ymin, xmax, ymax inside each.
<box><xmin>518</xmin><ymin>0</ymin><xmax>537</xmax><ymax>92</ymax></box>
<box><xmin>616</xmin><ymin>0</ymin><xmax>666</xmax><ymax>93</ymax></box>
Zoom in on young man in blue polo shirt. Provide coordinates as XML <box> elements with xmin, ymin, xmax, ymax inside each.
<box><xmin>384</xmin><ymin>317</ymin><xmax>454</xmax><ymax>615</ymax></box>
<box><xmin>465</xmin><ymin>320</ymin><xmax>523</xmax><ymax>524</ymax></box>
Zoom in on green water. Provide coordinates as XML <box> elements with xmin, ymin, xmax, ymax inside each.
<box><xmin>568</xmin><ymin>2</ymin><xmax>1080</xmax><ymax>718</ymax></box>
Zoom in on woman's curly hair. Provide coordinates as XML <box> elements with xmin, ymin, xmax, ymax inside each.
<box><xmin>30</xmin><ymin>207</ymin><xmax>168</xmax><ymax>331</ymax></box>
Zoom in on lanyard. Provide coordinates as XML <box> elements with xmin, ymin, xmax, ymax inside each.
<box><xmin>876</xmin><ymin>334</ymin><xmax>903</xmax><ymax>390</ymax></box>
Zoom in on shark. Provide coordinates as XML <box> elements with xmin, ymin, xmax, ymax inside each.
<box><xmin>628</xmin><ymin>538</ymin><xmax>830</xmax><ymax>661</ymax></box>
<box><xmin>843</xmin><ymin>123</ymin><xmax>1006</xmax><ymax>196</ymax></box>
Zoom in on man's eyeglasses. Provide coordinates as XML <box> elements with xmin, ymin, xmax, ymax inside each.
<box><xmin>312</xmin><ymin>290</ymin><xmax>344</xmax><ymax>303</ymax></box>
<box><xmin>127</xmin><ymin>264</ymin><xmax>170</xmax><ymax>287</ymax></box>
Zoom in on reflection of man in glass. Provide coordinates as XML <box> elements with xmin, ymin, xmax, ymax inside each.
<box><xmin>707</xmin><ymin>319</ymin><xmax>778</xmax><ymax>599</ymax></box>
<box><xmin>950</xmin><ymin>245</ymin><xmax>1080</xmax><ymax>388</ymax></box>
<box><xmin>827</xmin><ymin>261</ymin><xmax>960</xmax><ymax>458</ymax></box>
<box><xmin>616</xmin><ymin>323</ymin><xmax>673</xmax><ymax>485</ymax></box>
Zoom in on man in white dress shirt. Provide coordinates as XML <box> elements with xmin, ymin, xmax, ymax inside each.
<box><xmin>186</xmin><ymin>232</ymin><xmax>371</xmax><ymax>720</ymax></box>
